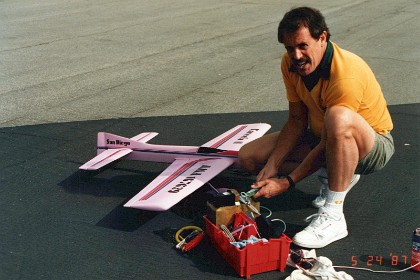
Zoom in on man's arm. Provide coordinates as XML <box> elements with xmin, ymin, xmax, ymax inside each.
<box><xmin>288</xmin><ymin>127</ymin><xmax>326</xmax><ymax>183</ymax></box>
<box><xmin>257</xmin><ymin>101</ymin><xmax>308</xmax><ymax>181</ymax></box>
<box><xmin>253</xmin><ymin>116</ymin><xmax>326</xmax><ymax>199</ymax></box>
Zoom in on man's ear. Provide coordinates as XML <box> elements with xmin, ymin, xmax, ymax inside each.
<box><xmin>320</xmin><ymin>31</ymin><xmax>328</xmax><ymax>45</ymax></box>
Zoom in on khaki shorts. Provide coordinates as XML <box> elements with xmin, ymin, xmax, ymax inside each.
<box><xmin>355</xmin><ymin>133</ymin><xmax>394</xmax><ymax>175</ymax></box>
<box><xmin>304</xmin><ymin>131</ymin><xmax>394</xmax><ymax>175</ymax></box>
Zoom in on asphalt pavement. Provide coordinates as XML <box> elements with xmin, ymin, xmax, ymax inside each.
<box><xmin>0</xmin><ymin>0</ymin><xmax>419</xmax><ymax>279</ymax></box>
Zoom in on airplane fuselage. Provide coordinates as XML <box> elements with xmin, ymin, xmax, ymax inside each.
<box><xmin>97</xmin><ymin>144</ymin><xmax>239</xmax><ymax>164</ymax></box>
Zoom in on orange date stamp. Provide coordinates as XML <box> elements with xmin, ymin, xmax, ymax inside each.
<box><xmin>351</xmin><ymin>254</ymin><xmax>408</xmax><ymax>267</ymax></box>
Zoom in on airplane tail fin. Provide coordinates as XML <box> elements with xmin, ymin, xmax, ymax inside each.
<box><xmin>80</xmin><ymin>132</ymin><xmax>159</xmax><ymax>170</ymax></box>
<box><xmin>97</xmin><ymin>132</ymin><xmax>158</xmax><ymax>149</ymax></box>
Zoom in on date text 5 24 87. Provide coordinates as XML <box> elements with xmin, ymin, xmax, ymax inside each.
<box><xmin>351</xmin><ymin>254</ymin><xmax>407</xmax><ymax>267</ymax></box>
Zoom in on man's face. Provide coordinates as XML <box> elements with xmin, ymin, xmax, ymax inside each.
<box><xmin>283</xmin><ymin>26</ymin><xmax>327</xmax><ymax>76</ymax></box>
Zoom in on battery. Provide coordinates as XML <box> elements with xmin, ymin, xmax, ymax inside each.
<box><xmin>411</xmin><ymin>228</ymin><xmax>420</xmax><ymax>272</ymax></box>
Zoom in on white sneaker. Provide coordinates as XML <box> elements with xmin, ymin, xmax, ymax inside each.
<box><xmin>292</xmin><ymin>207</ymin><xmax>348</xmax><ymax>248</ymax></box>
<box><xmin>312</xmin><ymin>174</ymin><xmax>361</xmax><ymax>208</ymax></box>
<box><xmin>312</xmin><ymin>176</ymin><xmax>328</xmax><ymax>208</ymax></box>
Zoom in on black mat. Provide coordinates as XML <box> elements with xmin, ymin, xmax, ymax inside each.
<box><xmin>1</xmin><ymin>103</ymin><xmax>418</xmax><ymax>280</ymax></box>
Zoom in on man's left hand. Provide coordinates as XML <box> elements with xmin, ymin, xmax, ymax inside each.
<box><xmin>252</xmin><ymin>178</ymin><xmax>291</xmax><ymax>199</ymax></box>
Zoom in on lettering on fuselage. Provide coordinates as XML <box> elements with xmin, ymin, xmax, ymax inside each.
<box><xmin>168</xmin><ymin>165</ymin><xmax>211</xmax><ymax>193</ymax></box>
<box><xmin>106</xmin><ymin>139</ymin><xmax>130</xmax><ymax>147</ymax></box>
<box><xmin>233</xmin><ymin>128</ymin><xmax>259</xmax><ymax>145</ymax></box>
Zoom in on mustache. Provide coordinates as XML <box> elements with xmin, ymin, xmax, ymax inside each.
<box><xmin>292</xmin><ymin>57</ymin><xmax>310</xmax><ymax>65</ymax></box>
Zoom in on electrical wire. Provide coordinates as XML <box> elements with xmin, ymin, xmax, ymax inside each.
<box><xmin>259</xmin><ymin>205</ymin><xmax>272</xmax><ymax>218</ymax></box>
<box><xmin>175</xmin><ymin>225</ymin><xmax>203</xmax><ymax>243</ymax></box>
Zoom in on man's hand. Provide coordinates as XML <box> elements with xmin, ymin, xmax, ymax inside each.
<box><xmin>256</xmin><ymin>163</ymin><xmax>279</xmax><ymax>182</ymax></box>
<box><xmin>252</xmin><ymin>178</ymin><xmax>291</xmax><ymax>199</ymax></box>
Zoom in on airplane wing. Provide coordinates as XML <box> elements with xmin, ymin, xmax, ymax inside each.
<box><xmin>79</xmin><ymin>148</ymin><xmax>132</xmax><ymax>170</ymax></box>
<box><xmin>200</xmin><ymin>123</ymin><xmax>271</xmax><ymax>151</ymax></box>
<box><xmin>124</xmin><ymin>157</ymin><xmax>235</xmax><ymax>211</ymax></box>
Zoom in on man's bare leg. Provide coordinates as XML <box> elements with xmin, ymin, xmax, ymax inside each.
<box><xmin>325</xmin><ymin>106</ymin><xmax>375</xmax><ymax>191</ymax></box>
<box><xmin>293</xmin><ymin>106</ymin><xmax>376</xmax><ymax>248</ymax></box>
<box><xmin>239</xmin><ymin>131</ymin><xmax>312</xmax><ymax>176</ymax></box>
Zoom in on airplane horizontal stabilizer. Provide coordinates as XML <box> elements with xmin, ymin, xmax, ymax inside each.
<box><xmin>79</xmin><ymin>148</ymin><xmax>132</xmax><ymax>170</ymax></box>
<box><xmin>130</xmin><ymin>132</ymin><xmax>159</xmax><ymax>142</ymax></box>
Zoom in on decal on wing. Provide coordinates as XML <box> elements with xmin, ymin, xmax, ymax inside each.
<box><xmin>124</xmin><ymin>157</ymin><xmax>235</xmax><ymax>211</ymax></box>
<box><xmin>200</xmin><ymin>123</ymin><xmax>271</xmax><ymax>151</ymax></box>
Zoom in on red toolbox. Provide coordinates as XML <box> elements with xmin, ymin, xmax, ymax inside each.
<box><xmin>204</xmin><ymin>212</ymin><xmax>292</xmax><ymax>279</ymax></box>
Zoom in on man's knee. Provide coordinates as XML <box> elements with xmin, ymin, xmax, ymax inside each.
<box><xmin>238</xmin><ymin>132</ymin><xmax>279</xmax><ymax>172</ymax></box>
<box><xmin>238</xmin><ymin>143</ymin><xmax>257</xmax><ymax>171</ymax></box>
<box><xmin>325</xmin><ymin>105</ymin><xmax>376</xmax><ymax>158</ymax></box>
<box><xmin>325</xmin><ymin>106</ymin><xmax>354</xmax><ymax>138</ymax></box>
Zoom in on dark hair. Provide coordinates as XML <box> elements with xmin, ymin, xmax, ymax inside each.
<box><xmin>278</xmin><ymin>7</ymin><xmax>331</xmax><ymax>43</ymax></box>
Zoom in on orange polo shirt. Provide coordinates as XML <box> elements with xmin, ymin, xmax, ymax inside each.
<box><xmin>281</xmin><ymin>42</ymin><xmax>393</xmax><ymax>137</ymax></box>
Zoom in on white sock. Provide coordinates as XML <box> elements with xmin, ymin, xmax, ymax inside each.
<box><xmin>315</xmin><ymin>168</ymin><xmax>359</xmax><ymax>199</ymax></box>
<box><xmin>324</xmin><ymin>189</ymin><xmax>347</xmax><ymax>214</ymax></box>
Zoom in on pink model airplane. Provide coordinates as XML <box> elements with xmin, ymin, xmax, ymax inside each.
<box><xmin>80</xmin><ymin>123</ymin><xmax>271</xmax><ymax>211</ymax></box>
